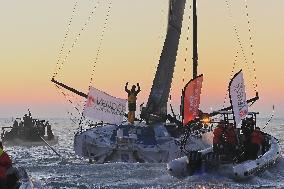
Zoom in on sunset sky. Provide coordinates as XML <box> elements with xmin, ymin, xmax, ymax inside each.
<box><xmin>0</xmin><ymin>0</ymin><xmax>283</xmax><ymax>119</ymax></box>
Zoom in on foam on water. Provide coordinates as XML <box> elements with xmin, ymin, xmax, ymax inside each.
<box><xmin>0</xmin><ymin>118</ymin><xmax>283</xmax><ymax>188</ymax></box>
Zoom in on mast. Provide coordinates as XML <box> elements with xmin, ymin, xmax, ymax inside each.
<box><xmin>193</xmin><ymin>0</ymin><xmax>198</xmax><ymax>78</ymax></box>
<box><xmin>141</xmin><ymin>0</ymin><xmax>187</xmax><ymax>122</ymax></box>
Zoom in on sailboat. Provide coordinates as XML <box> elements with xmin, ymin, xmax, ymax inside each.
<box><xmin>51</xmin><ymin>0</ymin><xmax>213</xmax><ymax>163</ymax></box>
<box><xmin>167</xmin><ymin>0</ymin><xmax>281</xmax><ymax>179</ymax></box>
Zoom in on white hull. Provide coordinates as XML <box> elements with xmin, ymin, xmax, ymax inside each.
<box><xmin>167</xmin><ymin>134</ymin><xmax>281</xmax><ymax>179</ymax></box>
<box><xmin>74</xmin><ymin>123</ymin><xmax>212</xmax><ymax>163</ymax></box>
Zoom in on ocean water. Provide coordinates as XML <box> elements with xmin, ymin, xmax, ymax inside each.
<box><xmin>0</xmin><ymin>118</ymin><xmax>283</xmax><ymax>189</ymax></box>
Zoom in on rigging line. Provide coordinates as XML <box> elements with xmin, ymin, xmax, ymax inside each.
<box><xmin>224</xmin><ymin>0</ymin><xmax>255</xmax><ymax>92</ymax></box>
<box><xmin>54</xmin><ymin>0</ymin><xmax>101</xmax><ymax>79</ymax></box>
<box><xmin>54</xmin><ymin>84</ymin><xmax>83</xmax><ymax>116</ymax></box>
<box><xmin>222</xmin><ymin>51</ymin><xmax>239</xmax><ymax>109</ymax></box>
<box><xmin>55</xmin><ymin>84</ymin><xmax>89</xmax><ymax>126</ymax></box>
<box><xmin>53</xmin><ymin>0</ymin><xmax>79</xmax><ymax>78</ymax></box>
<box><xmin>169</xmin><ymin>2</ymin><xmax>192</xmax><ymax>115</ymax></box>
<box><xmin>263</xmin><ymin>105</ymin><xmax>275</xmax><ymax>130</ymax></box>
<box><xmin>89</xmin><ymin>0</ymin><xmax>113</xmax><ymax>89</ymax></box>
<box><xmin>54</xmin><ymin>84</ymin><xmax>82</xmax><ymax>123</ymax></box>
<box><xmin>244</xmin><ymin>0</ymin><xmax>258</xmax><ymax>92</ymax></box>
<box><xmin>182</xmin><ymin>3</ymin><xmax>192</xmax><ymax>87</ymax></box>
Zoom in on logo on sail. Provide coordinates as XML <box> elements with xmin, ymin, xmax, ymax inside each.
<box><xmin>229</xmin><ymin>70</ymin><xmax>248</xmax><ymax>127</ymax></box>
<box><xmin>83</xmin><ymin>87</ymin><xmax>127</xmax><ymax>124</ymax></box>
<box><xmin>183</xmin><ymin>75</ymin><xmax>203</xmax><ymax>126</ymax></box>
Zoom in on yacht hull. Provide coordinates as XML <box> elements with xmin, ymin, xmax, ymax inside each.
<box><xmin>74</xmin><ymin>123</ymin><xmax>212</xmax><ymax>163</ymax></box>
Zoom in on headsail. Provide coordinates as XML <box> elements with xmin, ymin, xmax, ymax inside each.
<box><xmin>229</xmin><ymin>70</ymin><xmax>248</xmax><ymax>127</ymax></box>
<box><xmin>182</xmin><ymin>74</ymin><xmax>203</xmax><ymax>126</ymax></box>
<box><xmin>83</xmin><ymin>87</ymin><xmax>127</xmax><ymax>124</ymax></box>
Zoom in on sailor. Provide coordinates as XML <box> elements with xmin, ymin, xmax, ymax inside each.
<box><xmin>223</xmin><ymin>123</ymin><xmax>237</xmax><ymax>159</ymax></box>
<box><xmin>0</xmin><ymin>142</ymin><xmax>12</xmax><ymax>188</ymax></box>
<box><xmin>213</xmin><ymin>122</ymin><xmax>225</xmax><ymax>154</ymax></box>
<box><xmin>125</xmin><ymin>82</ymin><xmax>141</xmax><ymax>124</ymax></box>
<box><xmin>46</xmin><ymin>122</ymin><xmax>54</xmax><ymax>140</ymax></box>
<box><xmin>241</xmin><ymin>118</ymin><xmax>255</xmax><ymax>160</ymax></box>
<box><xmin>249</xmin><ymin>127</ymin><xmax>264</xmax><ymax>159</ymax></box>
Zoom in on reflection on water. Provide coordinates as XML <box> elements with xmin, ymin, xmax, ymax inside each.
<box><xmin>0</xmin><ymin>118</ymin><xmax>283</xmax><ymax>189</ymax></box>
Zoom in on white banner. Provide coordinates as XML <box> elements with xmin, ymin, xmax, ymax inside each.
<box><xmin>83</xmin><ymin>87</ymin><xmax>127</xmax><ymax>124</ymax></box>
<box><xmin>229</xmin><ymin>70</ymin><xmax>248</xmax><ymax>127</ymax></box>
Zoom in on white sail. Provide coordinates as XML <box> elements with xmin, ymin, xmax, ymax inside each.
<box><xmin>83</xmin><ymin>87</ymin><xmax>127</xmax><ymax>124</ymax></box>
<box><xmin>229</xmin><ymin>70</ymin><xmax>248</xmax><ymax>127</ymax></box>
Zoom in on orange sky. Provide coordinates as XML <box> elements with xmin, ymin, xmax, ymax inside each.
<box><xmin>0</xmin><ymin>0</ymin><xmax>283</xmax><ymax>118</ymax></box>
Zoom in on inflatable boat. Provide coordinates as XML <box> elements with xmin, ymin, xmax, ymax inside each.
<box><xmin>167</xmin><ymin>133</ymin><xmax>281</xmax><ymax>179</ymax></box>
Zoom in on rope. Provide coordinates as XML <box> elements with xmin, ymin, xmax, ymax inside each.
<box><xmin>54</xmin><ymin>84</ymin><xmax>82</xmax><ymax>124</ymax></box>
<box><xmin>53</xmin><ymin>0</ymin><xmax>101</xmax><ymax>79</ymax></box>
<box><xmin>169</xmin><ymin>2</ymin><xmax>192</xmax><ymax>118</ymax></box>
<box><xmin>89</xmin><ymin>0</ymin><xmax>113</xmax><ymax>89</ymax></box>
<box><xmin>182</xmin><ymin>3</ymin><xmax>192</xmax><ymax>86</ymax></box>
<box><xmin>53</xmin><ymin>0</ymin><xmax>79</xmax><ymax>78</ymax></box>
<box><xmin>244</xmin><ymin>0</ymin><xmax>258</xmax><ymax>92</ymax></box>
<box><xmin>224</xmin><ymin>0</ymin><xmax>255</xmax><ymax>91</ymax></box>
<box><xmin>222</xmin><ymin>51</ymin><xmax>239</xmax><ymax>108</ymax></box>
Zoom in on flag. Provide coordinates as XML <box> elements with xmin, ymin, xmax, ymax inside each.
<box><xmin>182</xmin><ymin>75</ymin><xmax>203</xmax><ymax>126</ymax></box>
<box><xmin>229</xmin><ymin>70</ymin><xmax>248</xmax><ymax>127</ymax></box>
<box><xmin>83</xmin><ymin>87</ymin><xmax>127</xmax><ymax>124</ymax></box>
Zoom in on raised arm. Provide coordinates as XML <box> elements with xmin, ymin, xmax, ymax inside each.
<box><xmin>136</xmin><ymin>83</ymin><xmax>141</xmax><ymax>95</ymax></box>
<box><xmin>125</xmin><ymin>82</ymin><xmax>130</xmax><ymax>93</ymax></box>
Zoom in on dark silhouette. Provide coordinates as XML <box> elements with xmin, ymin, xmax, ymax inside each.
<box><xmin>125</xmin><ymin>82</ymin><xmax>141</xmax><ymax>124</ymax></box>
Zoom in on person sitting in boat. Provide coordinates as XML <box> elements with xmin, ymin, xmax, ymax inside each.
<box><xmin>125</xmin><ymin>82</ymin><xmax>141</xmax><ymax>124</ymax></box>
<box><xmin>0</xmin><ymin>141</ymin><xmax>12</xmax><ymax>188</ymax></box>
<box><xmin>213</xmin><ymin>122</ymin><xmax>225</xmax><ymax>154</ymax></box>
<box><xmin>10</xmin><ymin>120</ymin><xmax>19</xmax><ymax>136</ymax></box>
<box><xmin>223</xmin><ymin>123</ymin><xmax>237</xmax><ymax>160</ymax></box>
<box><xmin>241</xmin><ymin>117</ymin><xmax>255</xmax><ymax>160</ymax></box>
<box><xmin>248</xmin><ymin>127</ymin><xmax>264</xmax><ymax>159</ymax></box>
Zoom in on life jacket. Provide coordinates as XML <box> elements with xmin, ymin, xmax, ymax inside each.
<box><xmin>213</xmin><ymin>127</ymin><xmax>224</xmax><ymax>145</ymax></box>
<box><xmin>128</xmin><ymin>94</ymin><xmax>137</xmax><ymax>104</ymax></box>
<box><xmin>251</xmin><ymin>130</ymin><xmax>264</xmax><ymax>145</ymax></box>
<box><xmin>224</xmin><ymin>127</ymin><xmax>237</xmax><ymax>145</ymax></box>
<box><xmin>0</xmin><ymin>148</ymin><xmax>12</xmax><ymax>179</ymax></box>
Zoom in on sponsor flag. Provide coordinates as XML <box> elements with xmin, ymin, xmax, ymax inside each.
<box><xmin>182</xmin><ymin>75</ymin><xmax>203</xmax><ymax>126</ymax></box>
<box><xmin>83</xmin><ymin>87</ymin><xmax>127</xmax><ymax>124</ymax></box>
<box><xmin>229</xmin><ymin>70</ymin><xmax>248</xmax><ymax>127</ymax></box>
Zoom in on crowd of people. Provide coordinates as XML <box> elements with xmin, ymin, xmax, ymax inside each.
<box><xmin>213</xmin><ymin>117</ymin><xmax>266</xmax><ymax>162</ymax></box>
<box><xmin>2</xmin><ymin>111</ymin><xmax>54</xmax><ymax>142</ymax></box>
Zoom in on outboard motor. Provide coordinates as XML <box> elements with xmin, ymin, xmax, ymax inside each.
<box><xmin>167</xmin><ymin>156</ymin><xmax>189</xmax><ymax>178</ymax></box>
<box><xmin>167</xmin><ymin>151</ymin><xmax>203</xmax><ymax>177</ymax></box>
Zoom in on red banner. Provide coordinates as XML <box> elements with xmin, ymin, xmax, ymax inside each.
<box><xmin>183</xmin><ymin>75</ymin><xmax>203</xmax><ymax>126</ymax></box>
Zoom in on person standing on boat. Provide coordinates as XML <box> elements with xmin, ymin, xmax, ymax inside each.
<box><xmin>0</xmin><ymin>142</ymin><xmax>12</xmax><ymax>188</ymax></box>
<box><xmin>125</xmin><ymin>82</ymin><xmax>141</xmax><ymax>124</ymax></box>
<box><xmin>46</xmin><ymin>122</ymin><xmax>54</xmax><ymax>140</ymax></box>
<box><xmin>249</xmin><ymin>127</ymin><xmax>264</xmax><ymax>159</ymax></box>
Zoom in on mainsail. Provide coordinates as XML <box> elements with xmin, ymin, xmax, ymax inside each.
<box><xmin>229</xmin><ymin>70</ymin><xmax>248</xmax><ymax>127</ymax></box>
<box><xmin>182</xmin><ymin>74</ymin><xmax>203</xmax><ymax>126</ymax></box>
<box><xmin>141</xmin><ymin>0</ymin><xmax>187</xmax><ymax>122</ymax></box>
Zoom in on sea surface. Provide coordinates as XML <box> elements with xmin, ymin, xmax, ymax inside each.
<box><xmin>0</xmin><ymin>118</ymin><xmax>283</xmax><ymax>189</ymax></box>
